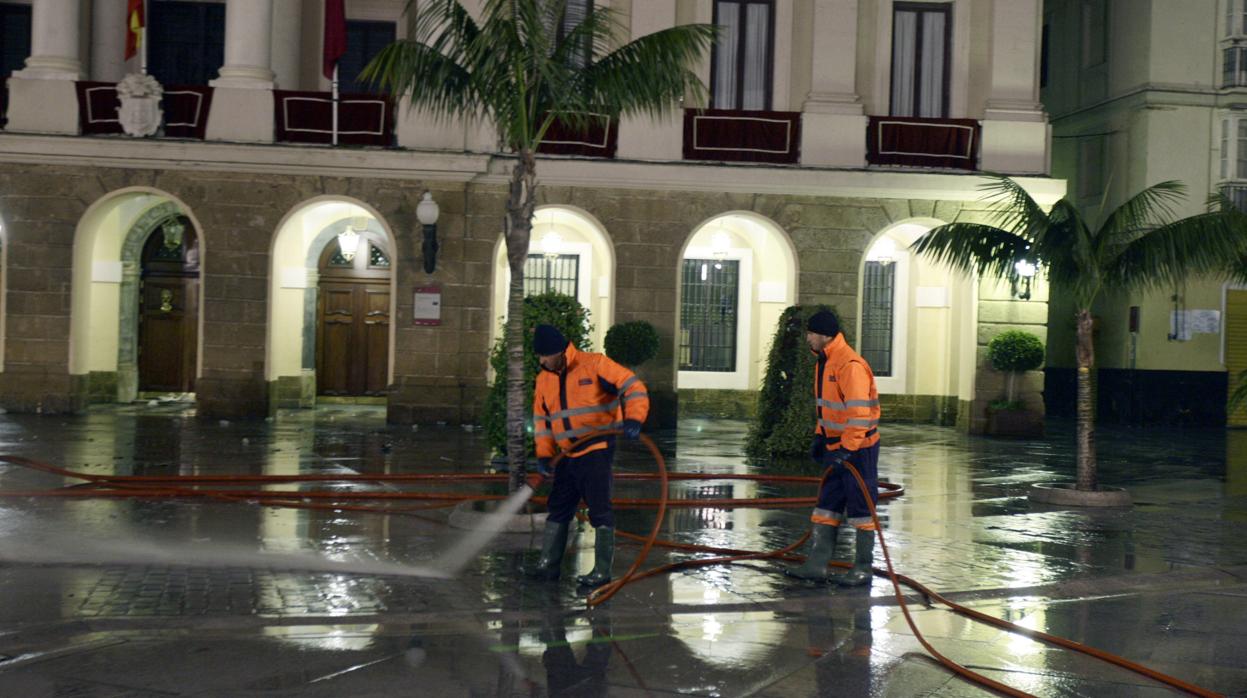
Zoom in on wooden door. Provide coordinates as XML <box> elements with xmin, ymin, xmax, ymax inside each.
<box><xmin>138</xmin><ymin>219</ymin><xmax>199</xmax><ymax>393</ymax></box>
<box><xmin>316</xmin><ymin>232</ymin><xmax>391</xmax><ymax>396</ymax></box>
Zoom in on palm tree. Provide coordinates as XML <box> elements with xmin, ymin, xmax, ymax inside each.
<box><xmin>362</xmin><ymin>1</ymin><xmax>714</xmax><ymax>490</ymax></box>
<box><xmin>912</xmin><ymin>176</ymin><xmax>1247</xmax><ymax>493</ymax></box>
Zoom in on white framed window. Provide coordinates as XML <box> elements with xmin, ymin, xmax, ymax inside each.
<box><xmin>677</xmin><ymin>245</ymin><xmax>754</xmax><ymax>390</ymax></box>
<box><xmin>860</xmin><ymin>237</ymin><xmax>909</xmax><ymax>395</ymax></box>
<box><xmin>890</xmin><ymin>2</ymin><xmax>951</xmax><ymax>118</ymax></box>
<box><xmin>1220</xmin><ymin>112</ymin><xmax>1247</xmax><ymax>211</ymax></box>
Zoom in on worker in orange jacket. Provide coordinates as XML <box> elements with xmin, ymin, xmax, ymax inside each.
<box><xmin>785</xmin><ymin>309</ymin><xmax>881</xmax><ymax>586</ymax></box>
<box><xmin>523</xmin><ymin>325</ymin><xmax>649</xmax><ymax>587</ymax></box>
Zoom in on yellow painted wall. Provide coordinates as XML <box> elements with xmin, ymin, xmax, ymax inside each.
<box><xmin>70</xmin><ymin>193</ymin><xmax>162</xmax><ymax>375</ymax></box>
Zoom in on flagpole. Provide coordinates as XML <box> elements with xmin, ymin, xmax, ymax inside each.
<box><xmin>332</xmin><ymin>64</ymin><xmax>340</xmax><ymax>146</ymax></box>
<box><xmin>140</xmin><ymin>0</ymin><xmax>148</xmax><ymax>75</ymax></box>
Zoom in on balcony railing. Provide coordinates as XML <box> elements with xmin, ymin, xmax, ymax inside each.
<box><xmin>273</xmin><ymin>90</ymin><xmax>395</xmax><ymax>147</ymax></box>
<box><xmin>74</xmin><ymin>81</ymin><xmax>214</xmax><ymax>139</ymax></box>
<box><xmin>683</xmin><ymin>108</ymin><xmax>801</xmax><ymax>164</ymax></box>
<box><xmin>536</xmin><ymin>113</ymin><xmax>617</xmax><ymax>158</ymax></box>
<box><xmin>866</xmin><ymin>115</ymin><xmax>981</xmax><ymax>170</ymax></box>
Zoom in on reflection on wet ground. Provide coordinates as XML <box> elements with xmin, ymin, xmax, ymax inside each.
<box><xmin>0</xmin><ymin>405</ymin><xmax>1244</xmax><ymax>696</ymax></box>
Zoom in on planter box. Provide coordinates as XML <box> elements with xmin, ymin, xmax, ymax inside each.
<box><xmin>986</xmin><ymin>408</ymin><xmax>1045</xmax><ymax>438</ymax></box>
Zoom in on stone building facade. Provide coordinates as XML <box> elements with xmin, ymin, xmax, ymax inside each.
<box><xmin>0</xmin><ymin>0</ymin><xmax>1060</xmax><ymax>432</ymax></box>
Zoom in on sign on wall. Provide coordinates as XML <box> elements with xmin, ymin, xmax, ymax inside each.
<box><xmin>413</xmin><ymin>286</ymin><xmax>441</xmax><ymax>326</ymax></box>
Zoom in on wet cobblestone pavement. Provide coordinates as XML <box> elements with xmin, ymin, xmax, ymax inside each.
<box><xmin>0</xmin><ymin>404</ymin><xmax>1244</xmax><ymax>696</ymax></box>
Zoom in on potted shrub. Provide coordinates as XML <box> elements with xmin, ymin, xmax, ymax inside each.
<box><xmin>746</xmin><ymin>304</ymin><xmax>838</xmax><ymax>460</ymax></box>
<box><xmin>604</xmin><ymin>320</ymin><xmax>660</xmax><ymax>368</ymax></box>
<box><xmin>986</xmin><ymin>330</ymin><xmax>1046</xmax><ymax>437</ymax></box>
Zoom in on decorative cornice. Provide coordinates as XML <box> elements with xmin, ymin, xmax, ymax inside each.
<box><xmin>0</xmin><ymin>133</ymin><xmax>1066</xmax><ymax>205</ymax></box>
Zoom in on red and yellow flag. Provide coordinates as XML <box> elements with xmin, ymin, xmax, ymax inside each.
<box><xmin>124</xmin><ymin>0</ymin><xmax>145</xmax><ymax>61</ymax></box>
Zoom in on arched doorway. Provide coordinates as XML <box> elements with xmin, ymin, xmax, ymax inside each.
<box><xmin>137</xmin><ymin>216</ymin><xmax>199</xmax><ymax>393</ymax></box>
<box><xmin>315</xmin><ymin>230</ymin><xmax>391</xmax><ymax>397</ymax></box>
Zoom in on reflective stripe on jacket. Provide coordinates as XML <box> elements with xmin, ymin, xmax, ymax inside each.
<box><xmin>533</xmin><ymin>343</ymin><xmax>650</xmax><ymax>458</ymax></box>
<box><xmin>813</xmin><ymin>333</ymin><xmax>881</xmax><ymax>452</ymax></box>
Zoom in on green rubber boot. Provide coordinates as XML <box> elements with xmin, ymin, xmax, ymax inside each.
<box><xmin>576</xmin><ymin>527</ymin><xmax>614</xmax><ymax>587</ymax></box>
<box><xmin>784</xmin><ymin>524</ymin><xmax>839</xmax><ymax>582</ymax></box>
<box><xmin>837</xmin><ymin>528</ymin><xmax>875</xmax><ymax>587</ymax></box>
<box><xmin>525</xmin><ymin>520</ymin><xmax>570</xmax><ymax>581</ymax></box>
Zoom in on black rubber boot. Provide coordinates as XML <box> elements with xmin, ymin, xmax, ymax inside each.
<box><xmin>837</xmin><ymin>528</ymin><xmax>875</xmax><ymax>587</ymax></box>
<box><xmin>525</xmin><ymin>520</ymin><xmax>570</xmax><ymax>581</ymax></box>
<box><xmin>576</xmin><ymin>527</ymin><xmax>614</xmax><ymax>587</ymax></box>
<box><xmin>784</xmin><ymin>524</ymin><xmax>839</xmax><ymax>581</ymax></box>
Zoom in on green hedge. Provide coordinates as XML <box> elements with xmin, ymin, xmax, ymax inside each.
<box><xmin>481</xmin><ymin>292</ymin><xmax>594</xmax><ymax>456</ymax></box>
<box><xmin>604</xmin><ymin>320</ymin><xmax>660</xmax><ymax>367</ymax></box>
<box><xmin>746</xmin><ymin>304</ymin><xmax>837</xmax><ymax>459</ymax></box>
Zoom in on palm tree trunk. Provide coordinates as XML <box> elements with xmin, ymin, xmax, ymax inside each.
<box><xmin>1075</xmin><ymin>308</ymin><xmax>1097</xmax><ymax>491</ymax></box>
<box><xmin>504</xmin><ymin>150</ymin><xmax>538</xmax><ymax>493</ymax></box>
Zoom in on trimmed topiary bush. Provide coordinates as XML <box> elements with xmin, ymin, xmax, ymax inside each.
<box><xmin>987</xmin><ymin>330</ymin><xmax>1045</xmax><ymax>405</ymax></box>
<box><xmin>746</xmin><ymin>304</ymin><xmax>837</xmax><ymax>459</ymax></box>
<box><xmin>604</xmin><ymin>320</ymin><xmax>661</xmax><ymax>367</ymax></box>
<box><xmin>482</xmin><ymin>291</ymin><xmax>594</xmax><ymax>456</ymax></box>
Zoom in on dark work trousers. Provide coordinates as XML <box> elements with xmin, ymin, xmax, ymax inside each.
<box><xmin>814</xmin><ymin>442</ymin><xmax>880</xmax><ymax>528</ymax></box>
<box><xmin>546</xmin><ymin>447</ymin><xmax>615</xmax><ymax>528</ymax></box>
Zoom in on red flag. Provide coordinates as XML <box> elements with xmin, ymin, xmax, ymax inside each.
<box><xmin>124</xmin><ymin>0</ymin><xmax>145</xmax><ymax>61</ymax></box>
<box><xmin>323</xmin><ymin>0</ymin><xmax>347</xmax><ymax>80</ymax></box>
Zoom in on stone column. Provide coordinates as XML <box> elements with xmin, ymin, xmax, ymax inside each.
<box><xmin>614</xmin><ymin>0</ymin><xmax>683</xmax><ymax>161</ymax></box>
<box><xmin>5</xmin><ymin>0</ymin><xmax>84</xmax><ymax>133</ymax></box>
<box><xmin>18</xmin><ymin>0</ymin><xmax>84</xmax><ymax>78</ymax></box>
<box><xmin>980</xmin><ymin>0</ymin><xmax>1049</xmax><ymax>174</ymax></box>
<box><xmin>91</xmin><ymin>0</ymin><xmax>129</xmax><ymax>82</ymax></box>
<box><xmin>206</xmin><ymin>0</ymin><xmax>276</xmax><ymax>142</ymax></box>
<box><xmin>800</xmin><ymin>0</ymin><xmax>868</xmax><ymax>167</ymax></box>
<box><xmin>270</xmin><ymin>0</ymin><xmax>303</xmax><ymax>90</ymax></box>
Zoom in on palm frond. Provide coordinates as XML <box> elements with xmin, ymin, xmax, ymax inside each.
<box><xmin>360</xmin><ymin>40</ymin><xmax>478</xmax><ymax>119</ymax></box>
<box><xmin>582</xmin><ymin>24</ymin><xmax>717</xmax><ymax>121</ymax></box>
<box><xmin>909</xmin><ymin>223</ymin><xmax>1035</xmax><ymax>280</ymax></box>
<box><xmin>1101</xmin><ymin>208</ymin><xmax>1247</xmax><ymax>293</ymax></box>
<box><xmin>976</xmin><ymin>175</ymin><xmax>1051</xmax><ymax>238</ymax></box>
<box><xmin>1096</xmin><ymin>180</ymin><xmax>1185</xmax><ymax>260</ymax></box>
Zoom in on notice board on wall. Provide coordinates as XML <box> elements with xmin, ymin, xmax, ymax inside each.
<box><xmin>413</xmin><ymin>286</ymin><xmax>441</xmax><ymax>326</ymax></box>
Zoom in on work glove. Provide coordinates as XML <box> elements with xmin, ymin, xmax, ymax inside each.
<box><xmin>810</xmin><ymin>434</ymin><xmax>827</xmax><ymax>464</ymax></box>
<box><xmin>622</xmin><ymin>419</ymin><xmax>643</xmax><ymax>440</ymax></box>
<box><xmin>525</xmin><ymin>458</ymin><xmax>553</xmax><ymax>490</ymax></box>
<box><xmin>825</xmin><ymin>447</ymin><xmax>852</xmax><ymax>467</ymax></box>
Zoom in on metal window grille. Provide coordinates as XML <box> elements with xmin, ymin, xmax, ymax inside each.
<box><xmin>861</xmin><ymin>261</ymin><xmax>895</xmax><ymax>377</ymax></box>
<box><xmin>680</xmin><ymin>259</ymin><xmax>739</xmax><ymax>372</ymax></box>
<box><xmin>524</xmin><ymin>254</ymin><xmax>579</xmax><ymax>298</ymax></box>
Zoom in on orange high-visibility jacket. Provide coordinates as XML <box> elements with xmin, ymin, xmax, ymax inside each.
<box><xmin>813</xmin><ymin>333</ymin><xmax>881</xmax><ymax>453</ymax></box>
<box><xmin>534</xmin><ymin>343</ymin><xmax>650</xmax><ymax>458</ymax></box>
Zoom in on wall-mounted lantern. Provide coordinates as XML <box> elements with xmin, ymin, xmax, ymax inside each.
<box><xmin>417</xmin><ymin>192</ymin><xmax>440</xmax><ymax>273</ymax></box>
<box><xmin>337</xmin><ymin>216</ymin><xmax>367</xmax><ymax>261</ymax></box>
<box><xmin>1012</xmin><ymin>259</ymin><xmax>1037</xmax><ymax>300</ymax></box>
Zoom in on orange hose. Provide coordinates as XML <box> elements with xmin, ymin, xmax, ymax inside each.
<box><xmin>0</xmin><ymin>449</ymin><xmax>1223</xmax><ymax>697</ymax></box>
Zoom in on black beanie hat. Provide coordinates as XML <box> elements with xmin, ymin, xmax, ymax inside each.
<box><xmin>806</xmin><ymin>310</ymin><xmax>840</xmax><ymax>337</ymax></box>
<box><xmin>533</xmin><ymin>324</ymin><xmax>569</xmax><ymax>355</ymax></box>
